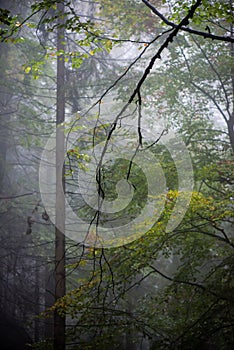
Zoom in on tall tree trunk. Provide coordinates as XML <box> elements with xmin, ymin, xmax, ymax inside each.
<box><xmin>229</xmin><ymin>0</ymin><xmax>234</xmax><ymax>153</ymax></box>
<box><xmin>54</xmin><ymin>2</ymin><xmax>66</xmax><ymax>350</ymax></box>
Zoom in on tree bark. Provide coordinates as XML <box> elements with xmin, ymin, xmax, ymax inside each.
<box><xmin>54</xmin><ymin>2</ymin><xmax>66</xmax><ymax>350</ymax></box>
<box><xmin>229</xmin><ymin>0</ymin><xmax>234</xmax><ymax>153</ymax></box>
<box><xmin>34</xmin><ymin>257</ymin><xmax>40</xmax><ymax>342</ymax></box>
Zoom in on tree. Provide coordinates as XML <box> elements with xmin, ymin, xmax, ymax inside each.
<box><xmin>0</xmin><ymin>1</ymin><xmax>233</xmax><ymax>349</ymax></box>
<box><xmin>54</xmin><ymin>2</ymin><xmax>66</xmax><ymax>349</ymax></box>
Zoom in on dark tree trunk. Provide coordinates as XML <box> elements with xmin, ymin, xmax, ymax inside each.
<box><xmin>54</xmin><ymin>2</ymin><xmax>66</xmax><ymax>350</ymax></box>
<box><xmin>229</xmin><ymin>1</ymin><xmax>234</xmax><ymax>153</ymax></box>
<box><xmin>34</xmin><ymin>258</ymin><xmax>40</xmax><ymax>342</ymax></box>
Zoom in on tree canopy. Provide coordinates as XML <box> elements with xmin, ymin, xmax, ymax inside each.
<box><xmin>0</xmin><ymin>1</ymin><xmax>233</xmax><ymax>349</ymax></box>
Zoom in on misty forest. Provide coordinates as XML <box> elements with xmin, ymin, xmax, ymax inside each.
<box><xmin>0</xmin><ymin>0</ymin><xmax>234</xmax><ymax>349</ymax></box>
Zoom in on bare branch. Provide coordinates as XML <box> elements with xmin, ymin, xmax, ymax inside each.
<box><xmin>142</xmin><ymin>0</ymin><xmax>234</xmax><ymax>43</ymax></box>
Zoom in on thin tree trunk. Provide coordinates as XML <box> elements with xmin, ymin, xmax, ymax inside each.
<box><xmin>229</xmin><ymin>0</ymin><xmax>234</xmax><ymax>153</ymax></box>
<box><xmin>54</xmin><ymin>2</ymin><xmax>66</xmax><ymax>349</ymax></box>
<box><xmin>34</xmin><ymin>257</ymin><xmax>40</xmax><ymax>342</ymax></box>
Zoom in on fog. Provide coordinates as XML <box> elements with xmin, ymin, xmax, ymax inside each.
<box><xmin>0</xmin><ymin>1</ymin><xmax>233</xmax><ymax>350</ymax></box>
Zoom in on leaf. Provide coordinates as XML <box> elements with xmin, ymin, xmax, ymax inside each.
<box><xmin>24</xmin><ymin>66</ymin><xmax>31</xmax><ymax>74</ymax></box>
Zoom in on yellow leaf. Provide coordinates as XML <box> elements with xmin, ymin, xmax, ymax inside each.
<box><xmin>24</xmin><ymin>66</ymin><xmax>31</xmax><ymax>74</ymax></box>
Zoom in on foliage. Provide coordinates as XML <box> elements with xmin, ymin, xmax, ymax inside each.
<box><xmin>1</xmin><ymin>0</ymin><xmax>234</xmax><ymax>349</ymax></box>
<box><xmin>165</xmin><ymin>0</ymin><xmax>234</xmax><ymax>26</ymax></box>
